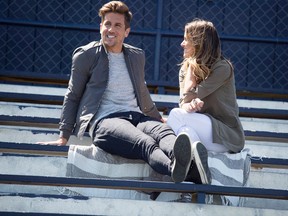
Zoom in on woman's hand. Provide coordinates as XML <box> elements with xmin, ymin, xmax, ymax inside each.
<box><xmin>37</xmin><ymin>137</ymin><xmax>68</xmax><ymax>146</ymax></box>
<box><xmin>183</xmin><ymin>98</ymin><xmax>204</xmax><ymax>113</ymax></box>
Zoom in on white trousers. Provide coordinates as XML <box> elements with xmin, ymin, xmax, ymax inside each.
<box><xmin>167</xmin><ymin>108</ymin><xmax>228</xmax><ymax>153</ymax></box>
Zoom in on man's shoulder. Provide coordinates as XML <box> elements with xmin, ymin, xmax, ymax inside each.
<box><xmin>123</xmin><ymin>43</ymin><xmax>144</xmax><ymax>54</ymax></box>
<box><xmin>81</xmin><ymin>41</ymin><xmax>101</xmax><ymax>49</ymax></box>
<box><xmin>73</xmin><ymin>41</ymin><xmax>102</xmax><ymax>54</ymax></box>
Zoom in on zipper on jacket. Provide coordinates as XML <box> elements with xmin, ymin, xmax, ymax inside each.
<box><xmin>126</xmin><ymin>54</ymin><xmax>142</xmax><ymax>107</ymax></box>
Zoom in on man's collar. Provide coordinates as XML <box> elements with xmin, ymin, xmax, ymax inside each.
<box><xmin>99</xmin><ymin>39</ymin><xmax>126</xmax><ymax>54</ymax></box>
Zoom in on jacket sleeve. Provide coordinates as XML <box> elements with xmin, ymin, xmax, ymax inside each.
<box><xmin>140</xmin><ymin>80</ymin><xmax>162</xmax><ymax>119</ymax></box>
<box><xmin>134</xmin><ymin>50</ymin><xmax>162</xmax><ymax>120</ymax></box>
<box><xmin>59</xmin><ymin>47</ymin><xmax>92</xmax><ymax>140</ymax></box>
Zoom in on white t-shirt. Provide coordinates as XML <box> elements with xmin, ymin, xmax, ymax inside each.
<box><xmin>93</xmin><ymin>52</ymin><xmax>141</xmax><ymax>121</ymax></box>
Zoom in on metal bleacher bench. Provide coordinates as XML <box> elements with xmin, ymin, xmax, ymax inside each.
<box><xmin>0</xmin><ymin>73</ymin><xmax>287</xmax><ymax>211</ymax></box>
<box><xmin>0</xmin><ymin>80</ymin><xmax>287</xmax><ymax>168</ymax></box>
<box><xmin>0</xmin><ymin>77</ymin><xmax>287</xmax><ymax>143</ymax></box>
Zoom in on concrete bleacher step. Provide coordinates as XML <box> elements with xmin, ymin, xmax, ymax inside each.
<box><xmin>0</xmin><ymin>125</ymin><xmax>287</xmax><ymax>161</ymax></box>
<box><xmin>0</xmin><ymin>153</ymin><xmax>153</xmax><ymax>201</ymax></box>
<box><xmin>1</xmin><ymin>101</ymin><xmax>287</xmax><ymax>143</ymax></box>
<box><xmin>0</xmin><ymin>153</ymin><xmax>287</xmax><ymax>190</ymax></box>
<box><xmin>1</xmin><ymin>194</ymin><xmax>287</xmax><ymax>216</ymax></box>
<box><xmin>247</xmin><ymin>140</ymin><xmax>288</xmax><ymax>159</ymax></box>
<box><xmin>0</xmin><ymin>83</ymin><xmax>66</xmax><ymax>97</ymax></box>
<box><xmin>2</xmin><ymin>99</ymin><xmax>287</xmax><ymax>124</ymax></box>
<box><xmin>246</xmin><ymin>167</ymin><xmax>288</xmax><ymax>210</ymax></box>
<box><xmin>1</xmin><ymin>83</ymin><xmax>287</xmax><ymax>214</ymax></box>
<box><xmin>2</xmin><ymin>83</ymin><xmax>288</xmax><ymax>107</ymax></box>
<box><xmin>0</xmin><ymin>152</ymin><xmax>287</xmax><ymax>211</ymax></box>
<box><xmin>1</xmin><ymin>83</ymin><xmax>288</xmax><ymax>120</ymax></box>
<box><xmin>0</xmin><ymin>125</ymin><xmax>92</xmax><ymax>146</ymax></box>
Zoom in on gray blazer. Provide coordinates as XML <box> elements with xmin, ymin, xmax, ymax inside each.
<box><xmin>59</xmin><ymin>41</ymin><xmax>161</xmax><ymax>140</ymax></box>
<box><xmin>179</xmin><ymin>58</ymin><xmax>245</xmax><ymax>153</ymax></box>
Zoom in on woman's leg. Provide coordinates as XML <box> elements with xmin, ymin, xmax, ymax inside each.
<box><xmin>167</xmin><ymin>108</ymin><xmax>228</xmax><ymax>153</ymax></box>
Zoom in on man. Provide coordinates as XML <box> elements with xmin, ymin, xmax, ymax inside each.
<box><xmin>39</xmin><ymin>1</ymin><xmax>211</xmax><ymax>184</ymax></box>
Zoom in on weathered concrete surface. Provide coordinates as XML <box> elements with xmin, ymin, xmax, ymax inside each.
<box><xmin>0</xmin><ymin>195</ymin><xmax>287</xmax><ymax>216</ymax></box>
<box><xmin>1</xmin><ymin>125</ymin><xmax>287</xmax><ymax>159</ymax></box>
<box><xmin>0</xmin><ymin>154</ymin><xmax>287</xmax><ymax>210</ymax></box>
<box><xmin>0</xmin><ymin>83</ymin><xmax>287</xmax><ymax>214</ymax></box>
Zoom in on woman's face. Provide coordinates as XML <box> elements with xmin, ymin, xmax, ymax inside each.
<box><xmin>181</xmin><ymin>32</ymin><xmax>195</xmax><ymax>58</ymax></box>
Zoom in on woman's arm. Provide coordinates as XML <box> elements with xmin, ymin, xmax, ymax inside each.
<box><xmin>180</xmin><ymin>65</ymin><xmax>204</xmax><ymax>111</ymax></box>
<box><xmin>183</xmin><ymin>65</ymin><xmax>197</xmax><ymax>93</ymax></box>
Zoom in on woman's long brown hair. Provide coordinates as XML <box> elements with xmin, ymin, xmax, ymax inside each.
<box><xmin>180</xmin><ymin>19</ymin><xmax>221</xmax><ymax>84</ymax></box>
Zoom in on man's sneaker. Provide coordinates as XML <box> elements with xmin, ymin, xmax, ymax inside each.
<box><xmin>186</xmin><ymin>141</ymin><xmax>211</xmax><ymax>184</ymax></box>
<box><xmin>171</xmin><ymin>132</ymin><xmax>193</xmax><ymax>183</ymax></box>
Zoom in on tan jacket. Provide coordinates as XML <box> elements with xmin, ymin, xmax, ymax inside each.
<box><xmin>179</xmin><ymin>58</ymin><xmax>245</xmax><ymax>152</ymax></box>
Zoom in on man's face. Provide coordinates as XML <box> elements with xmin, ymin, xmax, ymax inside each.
<box><xmin>100</xmin><ymin>12</ymin><xmax>130</xmax><ymax>53</ymax></box>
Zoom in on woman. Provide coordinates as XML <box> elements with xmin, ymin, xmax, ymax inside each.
<box><xmin>167</xmin><ymin>19</ymin><xmax>245</xmax><ymax>155</ymax></box>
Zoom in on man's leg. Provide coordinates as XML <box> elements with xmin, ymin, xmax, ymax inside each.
<box><xmin>136</xmin><ymin>114</ymin><xmax>194</xmax><ymax>182</ymax></box>
<box><xmin>93</xmin><ymin>117</ymin><xmax>172</xmax><ymax>176</ymax></box>
<box><xmin>136</xmin><ymin>114</ymin><xmax>176</xmax><ymax>159</ymax></box>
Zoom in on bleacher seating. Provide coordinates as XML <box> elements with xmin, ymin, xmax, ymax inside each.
<box><xmin>0</xmin><ymin>75</ymin><xmax>287</xmax><ymax>215</ymax></box>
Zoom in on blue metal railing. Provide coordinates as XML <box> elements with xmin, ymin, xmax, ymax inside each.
<box><xmin>0</xmin><ymin>0</ymin><xmax>287</xmax><ymax>95</ymax></box>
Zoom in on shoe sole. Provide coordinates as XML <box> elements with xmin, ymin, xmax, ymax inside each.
<box><xmin>192</xmin><ymin>142</ymin><xmax>211</xmax><ymax>184</ymax></box>
<box><xmin>171</xmin><ymin>133</ymin><xmax>192</xmax><ymax>183</ymax></box>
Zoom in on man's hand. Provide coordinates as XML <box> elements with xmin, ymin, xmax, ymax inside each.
<box><xmin>37</xmin><ymin>137</ymin><xmax>68</xmax><ymax>146</ymax></box>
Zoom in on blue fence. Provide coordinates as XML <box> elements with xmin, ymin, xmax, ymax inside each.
<box><xmin>0</xmin><ymin>0</ymin><xmax>287</xmax><ymax>95</ymax></box>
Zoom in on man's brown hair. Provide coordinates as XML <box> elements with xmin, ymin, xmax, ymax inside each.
<box><xmin>98</xmin><ymin>1</ymin><xmax>133</xmax><ymax>29</ymax></box>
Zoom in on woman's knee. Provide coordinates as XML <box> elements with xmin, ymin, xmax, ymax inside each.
<box><xmin>167</xmin><ymin>108</ymin><xmax>185</xmax><ymax>129</ymax></box>
<box><xmin>167</xmin><ymin>108</ymin><xmax>180</xmax><ymax>122</ymax></box>
<box><xmin>169</xmin><ymin>108</ymin><xmax>184</xmax><ymax>117</ymax></box>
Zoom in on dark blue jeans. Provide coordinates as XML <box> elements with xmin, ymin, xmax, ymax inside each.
<box><xmin>92</xmin><ymin>111</ymin><xmax>176</xmax><ymax>176</ymax></box>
